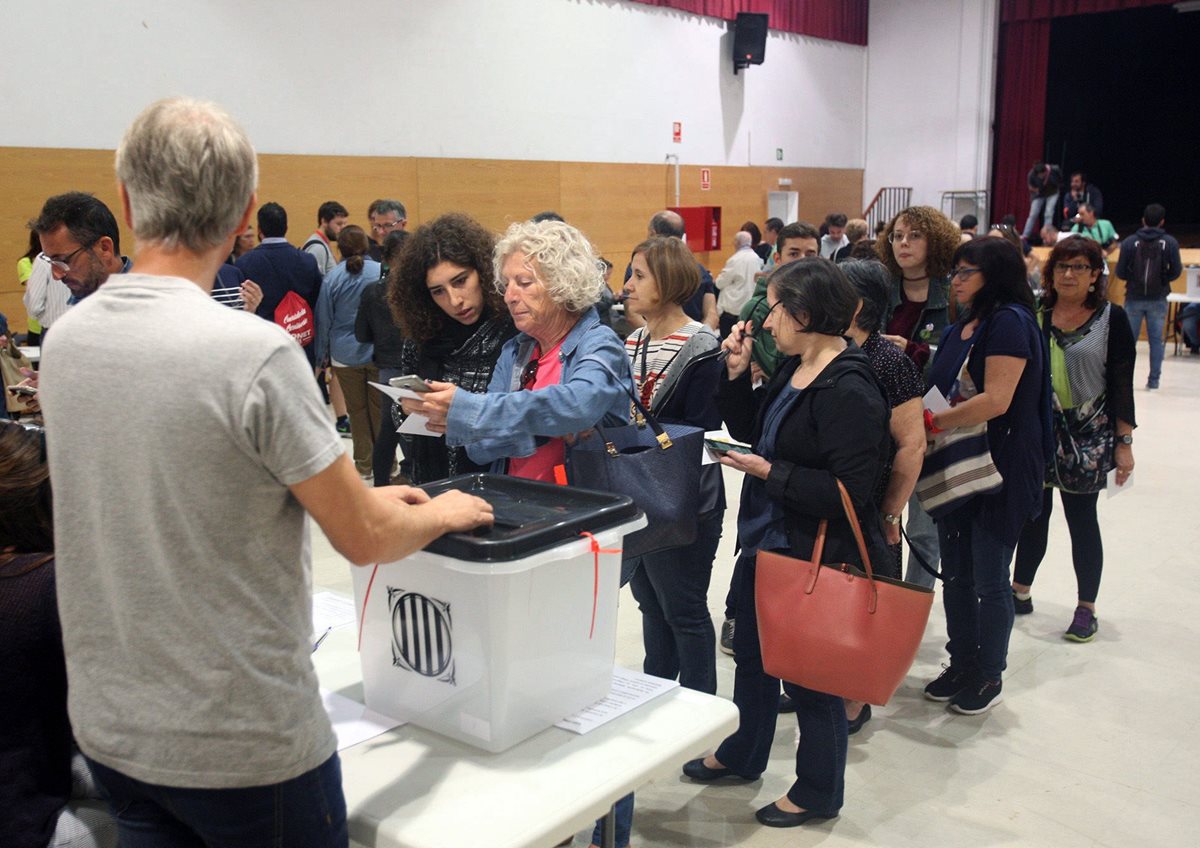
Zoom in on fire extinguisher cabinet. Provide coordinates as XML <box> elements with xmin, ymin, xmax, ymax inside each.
<box><xmin>669</xmin><ymin>206</ymin><xmax>721</xmax><ymax>252</ymax></box>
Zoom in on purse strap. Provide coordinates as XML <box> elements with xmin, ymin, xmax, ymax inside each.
<box><xmin>809</xmin><ymin>480</ymin><xmax>877</xmax><ymax>583</ymax></box>
<box><xmin>581</xmin><ymin>355</ymin><xmax>675</xmax><ymax>453</ymax></box>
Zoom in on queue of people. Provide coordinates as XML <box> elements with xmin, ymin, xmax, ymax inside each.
<box><xmin>3</xmin><ymin>98</ymin><xmax>1143</xmax><ymax>848</ymax></box>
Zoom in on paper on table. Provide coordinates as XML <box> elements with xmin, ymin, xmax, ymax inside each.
<box><xmin>555</xmin><ymin>667</ymin><xmax>680</xmax><ymax>734</ymax></box>
<box><xmin>312</xmin><ymin>591</ymin><xmax>357</xmax><ymax>637</ymax></box>
<box><xmin>321</xmin><ymin>688</ymin><xmax>405</xmax><ymax>751</ymax></box>
<box><xmin>923</xmin><ymin>385</ymin><xmax>951</xmax><ymax>413</ymax></box>
<box><xmin>1106</xmin><ymin>468</ymin><xmax>1133</xmax><ymax>498</ymax></box>
<box><xmin>368</xmin><ymin>381</ymin><xmax>443</xmax><ymax>438</ymax></box>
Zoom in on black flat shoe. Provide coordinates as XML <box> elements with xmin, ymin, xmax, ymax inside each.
<box><xmin>755</xmin><ymin>802</ymin><xmax>838</xmax><ymax>828</ymax></box>
<box><xmin>681</xmin><ymin>758</ymin><xmax>760</xmax><ymax>782</ymax></box>
<box><xmin>847</xmin><ymin>703</ymin><xmax>872</xmax><ymax>736</ymax></box>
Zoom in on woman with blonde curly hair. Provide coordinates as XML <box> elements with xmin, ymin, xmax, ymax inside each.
<box><xmin>388</xmin><ymin>213</ymin><xmax>516</xmax><ymax>484</ymax></box>
<box><xmin>877</xmin><ymin>205</ymin><xmax>960</xmax><ymax>587</ymax></box>
<box><xmin>405</xmin><ymin>219</ymin><xmax>629</xmax><ymax>480</ymax></box>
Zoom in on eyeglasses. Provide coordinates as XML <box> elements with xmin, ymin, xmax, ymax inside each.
<box><xmin>520</xmin><ymin>345</ymin><xmax>543</xmax><ymax>389</ymax></box>
<box><xmin>39</xmin><ymin>241</ymin><xmax>97</xmax><ymax>275</ymax></box>
<box><xmin>371</xmin><ymin>220</ymin><xmax>402</xmax><ymax>234</ymax></box>
<box><xmin>1055</xmin><ymin>262</ymin><xmax>1096</xmax><ymax>275</ymax></box>
<box><xmin>888</xmin><ymin>230</ymin><xmax>924</xmax><ymax>244</ymax></box>
<box><xmin>949</xmin><ymin>266</ymin><xmax>982</xmax><ymax>280</ymax></box>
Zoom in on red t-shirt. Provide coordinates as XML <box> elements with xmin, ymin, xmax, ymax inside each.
<box><xmin>507</xmin><ymin>341</ymin><xmax>566</xmax><ymax>482</ymax></box>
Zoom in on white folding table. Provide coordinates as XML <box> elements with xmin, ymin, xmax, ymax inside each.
<box><xmin>314</xmin><ymin>619</ymin><xmax>738</xmax><ymax>848</ymax></box>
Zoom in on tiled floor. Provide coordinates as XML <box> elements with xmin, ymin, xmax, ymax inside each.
<box><xmin>312</xmin><ymin>342</ymin><xmax>1200</xmax><ymax>847</ymax></box>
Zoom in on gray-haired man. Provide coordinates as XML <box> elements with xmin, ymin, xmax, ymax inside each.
<box><xmin>39</xmin><ymin>97</ymin><xmax>491</xmax><ymax>847</ymax></box>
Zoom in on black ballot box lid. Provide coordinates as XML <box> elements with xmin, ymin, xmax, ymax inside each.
<box><xmin>418</xmin><ymin>474</ymin><xmax>641</xmax><ymax>562</ymax></box>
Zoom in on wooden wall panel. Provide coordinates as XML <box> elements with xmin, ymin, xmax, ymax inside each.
<box><xmin>256</xmin><ymin>153</ymin><xmax>419</xmax><ymax>233</ymax></box>
<box><xmin>559</xmin><ymin>162</ymin><xmax>670</xmax><ymax>273</ymax></box>
<box><xmin>0</xmin><ymin>146</ymin><xmax>864</xmax><ymax>330</ymax></box>
<box><xmin>416</xmin><ymin>159</ymin><xmax>560</xmax><ymax>233</ymax></box>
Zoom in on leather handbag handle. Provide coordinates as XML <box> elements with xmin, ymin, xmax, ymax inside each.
<box><xmin>582</xmin><ymin>356</ymin><xmax>674</xmax><ymax>452</ymax></box>
<box><xmin>805</xmin><ymin>481</ymin><xmax>879</xmax><ymax>609</ymax></box>
<box><xmin>835</xmin><ymin>479</ymin><xmax>876</xmax><ymax>584</ymax></box>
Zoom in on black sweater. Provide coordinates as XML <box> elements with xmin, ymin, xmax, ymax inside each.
<box><xmin>718</xmin><ymin>344</ymin><xmax>893</xmax><ymax>571</ymax></box>
<box><xmin>0</xmin><ymin>553</ymin><xmax>71</xmax><ymax>848</ymax></box>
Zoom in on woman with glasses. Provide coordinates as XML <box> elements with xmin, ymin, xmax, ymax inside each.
<box><xmin>683</xmin><ymin>258</ymin><xmax>891</xmax><ymax>829</ymax></box>
<box><xmin>1011</xmin><ymin>238</ymin><xmax>1135</xmax><ymax>642</ymax></box>
<box><xmin>878</xmin><ymin>206</ymin><xmax>960</xmax><ymax>370</ymax></box>
<box><xmin>878</xmin><ymin>206</ymin><xmax>961</xmax><ymax>586</ymax></box>
<box><xmin>0</xmin><ymin>422</ymin><xmax>117</xmax><ymax>847</ymax></box>
<box><xmin>403</xmin><ymin>219</ymin><xmax>628</xmax><ymax>482</ymax></box>
<box><xmin>922</xmin><ymin>237</ymin><xmax>1050</xmax><ymax>715</ymax></box>
<box><xmin>388</xmin><ymin>214</ymin><xmax>515</xmax><ymax>485</ymax></box>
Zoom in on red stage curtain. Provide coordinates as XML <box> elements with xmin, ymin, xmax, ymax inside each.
<box><xmin>626</xmin><ymin>0</ymin><xmax>868</xmax><ymax>46</ymax></box>
<box><xmin>991</xmin><ymin>18</ymin><xmax>1052</xmax><ymax>227</ymax></box>
<box><xmin>990</xmin><ymin>0</ymin><xmax>1175</xmax><ymax>224</ymax></box>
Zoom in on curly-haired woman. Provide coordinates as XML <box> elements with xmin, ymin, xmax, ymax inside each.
<box><xmin>401</xmin><ymin>219</ymin><xmax>629</xmax><ymax>481</ymax></box>
<box><xmin>877</xmin><ymin>206</ymin><xmax>961</xmax><ymax>587</ymax></box>
<box><xmin>386</xmin><ymin>213</ymin><xmax>516</xmax><ymax>485</ymax></box>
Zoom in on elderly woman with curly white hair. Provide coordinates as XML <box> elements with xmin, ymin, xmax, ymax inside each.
<box><xmin>408</xmin><ymin>219</ymin><xmax>629</xmax><ymax>480</ymax></box>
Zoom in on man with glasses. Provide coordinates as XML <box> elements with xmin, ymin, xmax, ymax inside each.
<box><xmin>31</xmin><ymin>192</ymin><xmax>130</xmax><ymax>305</ymax></box>
<box><xmin>367</xmin><ymin>198</ymin><xmax>407</xmax><ymax>261</ymax></box>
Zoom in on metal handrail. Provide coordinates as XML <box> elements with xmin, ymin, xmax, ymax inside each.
<box><xmin>863</xmin><ymin>187</ymin><xmax>913</xmax><ymax>232</ymax></box>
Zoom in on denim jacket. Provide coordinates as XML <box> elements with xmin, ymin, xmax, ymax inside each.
<box><xmin>448</xmin><ymin>307</ymin><xmax>631</xmax><ymax>467</ymax></box>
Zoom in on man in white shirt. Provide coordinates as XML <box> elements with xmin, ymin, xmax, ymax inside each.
<box><xmin>819</xmin><ymin>212</ymin><xmax>849</xmax><ymax>258</ymax></box>
<box><xmin>715</xmin><ymin>230</ymin><xmax>763</xmax><ymax>337</ymax></box>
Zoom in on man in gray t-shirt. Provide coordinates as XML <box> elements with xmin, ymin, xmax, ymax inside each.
<box><xmin>39</xmin><ymin>97</ymin><xmax>492</xmax><ymax>848</ymax></box>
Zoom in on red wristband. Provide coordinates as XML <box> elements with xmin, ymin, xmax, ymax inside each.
<box><xmin>924</xmin><ymin>409</ymin><xmax>943</xmax><ymax>434</ymax></box>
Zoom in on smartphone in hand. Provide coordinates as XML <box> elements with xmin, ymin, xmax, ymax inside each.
<box><xmin>388</xmin><ymin>375</ymin><xmax>432</xmax><ymax>393</ymax></box>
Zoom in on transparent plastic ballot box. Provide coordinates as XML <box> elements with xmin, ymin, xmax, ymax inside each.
<box><xmin>351</xmin><ymin>473</ymin><xmax>646</xmax><ymax>753</ymax></box>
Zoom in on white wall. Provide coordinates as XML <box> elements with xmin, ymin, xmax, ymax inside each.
<box><xmin>862</xmin><ymin>0</ymin><xmax>999</xmax><ymax>218</ymax></box>
<box><xmin>1</xmin><ymin>0</ymin><xmax>865</xmax><ymax>169</ymax></box>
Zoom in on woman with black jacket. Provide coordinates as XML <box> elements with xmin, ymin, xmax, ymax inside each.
<box><xmin>681</xmin><ymin>257</ymin><xmax>890</xmax><ymax>830</ymax></box>
<box><xmin>386</xmin><ymin>214</ymin><xmax>516</xmax><ymax>485</ymax></box>
<box><xmin>621</xmin><ymin>236</ymin><xmax>725</xmax><ymax>695</ymax></box>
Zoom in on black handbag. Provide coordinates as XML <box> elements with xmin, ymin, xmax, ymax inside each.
<box><xmin>569</xmin><ymin>361</ymin><xmax>703</xmax><ymax>559</ymax></box>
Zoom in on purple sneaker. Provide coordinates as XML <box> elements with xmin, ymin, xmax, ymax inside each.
<box><xmin>1064</xmin><ymin>606</ymin><xmax>1098</xmax><ymax>642</ymax></box>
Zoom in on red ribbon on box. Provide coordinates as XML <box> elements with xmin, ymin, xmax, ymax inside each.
<box><xmin>579</xmin><ymin>532</ymin><xmax>621</xmax><ymax>639</ymax></box>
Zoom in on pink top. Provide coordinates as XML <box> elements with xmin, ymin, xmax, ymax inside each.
<box><xmin>507</xmin><ymin>340</ymin><xmax>567</xmax><ymax>482</ymax></box>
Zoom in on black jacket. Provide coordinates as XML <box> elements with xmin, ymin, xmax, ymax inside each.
<box><xmin>354</xmin><ymin>281</ymin><xmax>406</xmax><ymax>369</ymax></box>
<box><xmin>1115</xmin><ymin>226</ymin><xmax>1182</xmax><ymax>301</ymax></box>
<box><xmin>718</xmin><ymin>344</ymin><xmax>892</xmax><ymax>572</ymax></box>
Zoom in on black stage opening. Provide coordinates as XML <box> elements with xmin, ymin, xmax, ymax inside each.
<box><xmin>1043</xmin><ymin>4</ymin><xmax>1200</xmax><ymax>245</ymax></box>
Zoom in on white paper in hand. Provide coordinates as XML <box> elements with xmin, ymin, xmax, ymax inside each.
<box><xmin>369</xmin><ymin>381</ymin><xmax>444</xmax><ymax>439</ymax></box>
<box><xmin>923</xmin><ymin>385</ymin><xmax>951</xmax><ymax>414</ymax></box>
<box><xmin>1106</xmin><ymin>467</ymin><xmax>1133</xmax><ymax>498</ymax></box>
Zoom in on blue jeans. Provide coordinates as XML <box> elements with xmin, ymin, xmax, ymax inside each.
<box><xmin>85</xmin><ymin>753</ymin><xmax>348</xmax><ymax>848</ymax></box>
<box><xmin>1125</xmin><ymin>298</ymin><xmax>1168</xmax><ymax>383</ymax></box>
<box><xmin>1182</xmin><ymin>303</ymin><xmax>1200</xmax><ymax>350</ymax></box>
<box><xmin>903</xmin><ymin>492</ymin><xmax>940</xmax><ymax>588</ymax></box>
<box><xmin>625</xmin><ymin>509</ymin><xmax>722</xmax><ymax>695</ymax></box>
<box><xmin>1022</xmin><ymin>192</ymin><xmax>1059</xmax><ymax>240</ymax></box>
<box><xmin>938</xmin><ymin>508</ymin><xmax>1016</xmax><ymax>681</ymax></box>
<box><xmin>713</xmin><ymin>552</ymin><xmax>847</xmax><ymax>814</ymax></box>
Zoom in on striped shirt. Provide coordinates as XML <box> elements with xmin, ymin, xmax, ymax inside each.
<box><xmin>625</xmin><ymin>322</ymin><xmax>702</xmax><ymax>410</ymax></box>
